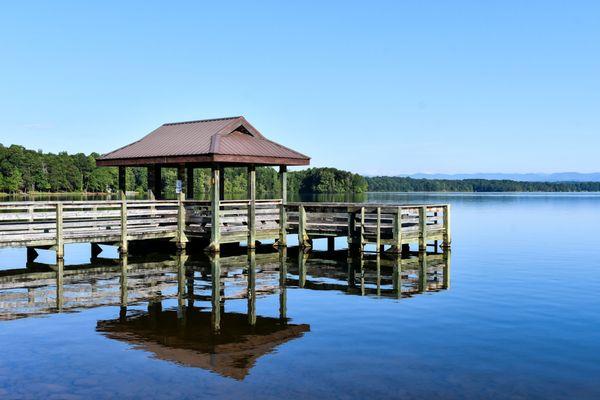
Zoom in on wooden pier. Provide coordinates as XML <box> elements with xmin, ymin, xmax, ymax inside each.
<box><xmin>0</xmin><ymin>197</ymin><xmax>450</xmax><ymax>260</ymax></box>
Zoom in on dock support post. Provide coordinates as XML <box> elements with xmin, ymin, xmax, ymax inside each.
<box><xmin>176</xmin><ymin>191</ymin><xmax>187</xmax><ymax>250</ymax></box>
<box><xmin>147</xmin><ymin>167</ymin><xmax>156</xmax><ymax>200</ymax></box>
<box><xmin>419</xmin><ymin>206</ymin><xmax>427</xmax><ymax>251</ymax></box>
<box><xmin>298</xmin><ymin>204</ymin><xmax>310</xmax><ymax>248</ymax></box>
<box><xmin>177</xmin><ymin>164</ymin><xmax>186</xmax><ymax>197</ymax></box>
<box><xmin>298</xmin><ymin>250</ymin><xmax>307</xmax><ymax>288</ymax></box>
<box><xmin>247</xmin><ymin>165</ymin><xmax>256</xmax><ymax>249</ymax></box>
<box><xmin>391</xmin><ymin>206</ymin><xmax>402</xmax><ymax>253</ymax></box>
<box><xmin>393</xmin><ymin>254</ymin><xmax>403</xmax><ymax>299</ymax></box>
<box><xmin>443</xmin><ymin>249</ymin><xmax>451</xmax><ymax>289</ymax></box>
<box><xmin>278</xmin><ymin>166</ymin><xmax>287</xmax><ymax>247</ymax></box>
<box><xmin>348</xmin><ymin>210</ymin><xmax>357</xmax><ymax>250</ymax></box>
<box><xmin>209</xmin><ymin>167</ymin><xmax>221</xmax><ymax>252</ymax></box>
<box><xmin>55</xmin><ymin>203</ymin><xmax>64</xmax><ymax>260</ymax></box>
<box><xmin>154</xmin><ymin>166</ymin><xmax>162</xmax><ymax>200</ymax></box>
<box><xmin>443</xmin><ymin>204</ymin><xmax>452</xmax><ymax>249</ymax></box>
<box><xmin>120</xmin><ymin>191</ymin><xmax>128</xmax><ymax>254</ymax></box>
<box><xmin>118</xmin><ymin>166</ymin><xmax>126</xmax><ymax>194</ymax></box>
<box><xmin>359</xmin><ymin>207</ymin><xmax>365</xmax><ymax>252</ymax></box>
<box><xmin>219</xmin><ymin>166</ymin><xmax>225</xmax><ymax>200</ymax></box>
<box><xmin>327</xmin><ymin>237</ymin><xmax>335</xmax><ymax>252</ymax></box>
<box><xmin>186</xmin><ymin>166</ymin><xmax>194</xmax><ymax>199</ymax></box>
<box><xmin>247</xmin><ymin>250</ymin><xmax>256</xmax><ymax>326</ymax></box>
<box><xmin>375</xmin><ymin>207</ymin><xmax>381</xmax><ymax>253</ymax></box>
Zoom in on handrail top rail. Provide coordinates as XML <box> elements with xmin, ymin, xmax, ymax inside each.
<box><xmin>285</xmin><ymin>202</ymin><xmax>449</xmax><ymax>208</ymax></box>
<box><xmin>0</xmin><ymin>199</ymin><xmax>179</xmax><ymax>207</ymax></box>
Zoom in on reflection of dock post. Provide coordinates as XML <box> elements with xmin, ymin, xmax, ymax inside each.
<box><xmin>392</xmin><ymin>255</ymin><xmax>402</xmax><ymax>299</ymax></box>
<box><xmin>376</xmin><ymin>253</ymin><xmax>381</xmax><ymax>296</ymax></box>
<box><xmin>418</xmin><ymin>251</ymin><xmax>427</xmax><ymax>293</ymax></box>
<box><xmin>27</xmin><ymin>247</ymin><xmax>38</xmax><ymax>264</ymax></box>
<box><xmin>247</xmin><ymin>251</ymin><xmax>257</xmax><ymax>326</ymax></box>
<box><xmin>298</xmin><ymin>249</ymin><xmax>307</xmax><ymax>288</ymax></box>
<box><xmin>327</xmin><ymin>237</ymin><xmax>335</xmax><ymax>252</ymax></box>
<box><xmin>91</xmin><ymin>243</ymin><xmax>102</xmax><ymax>260</ymax></box>
<box><xmin>55</xmin><ymin>258</ymin><xmax>64</xmax><ymax>312</ymax></box>
<box><xmin>211</xmin><ymin>254</ymin><xmax>221</xmax><ymax>333</ymax></box>
<box><xmin>359</xmin><ymin>252</ymin><xmax>365</xmax><ymax>296</ymax></box>
<box><xmin>443</xmin><ymin>250</ymin><xmax>451</xmax><ymax>289</ymax></box>
<box><xmin>279</xmin><ymin>247</ymin><xmax>287</xmax><ymax>322</ymax></box>
<box><xmin>347</xmin><ymin>252</ymin><xmax>356</xmax><ymax>289</ymax></box>
<box><xmin>120</xmin><ymin>254</ymin><xmax>128</xmax><ymax>320</ymax></box>
<box><xmin>177</xmin><ymin>251</ymin><xmax>188</xmax><ymax>320</ymax></box>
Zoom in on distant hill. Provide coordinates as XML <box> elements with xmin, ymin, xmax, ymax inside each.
<box><xmin>407</xmin><ymin>173</ymin><xmax>600</xmax><ymax>182</ymax></box>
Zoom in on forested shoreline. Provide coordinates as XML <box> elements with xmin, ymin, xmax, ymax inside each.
<box><xmin>0</xmin><ymin>144</ymin><xmax>598</xmax><ymax>194</ymax></box>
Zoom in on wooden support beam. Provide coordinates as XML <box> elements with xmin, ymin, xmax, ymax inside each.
<box><xmin>153</xmin><ymin>165</ymin><xmax>162</xmax><ymax>200</ymax></box>
<box><xmin>359</xmin><ymin>206</ymin><xmax>365</xmax><ymax>252</ymax></box>
<box><xmin>209</xmin><ymin>167</ymin><xmax>220</xmax><ymax>252</ymax></box>
<box><xmin>55</xmin><ymin>203</ymin><xmax>64</xmax><ymax>260</ymax></box>
<box><xmin>147</xmin><ymin>167</ymin><xmax>155</xmax><ymax>200</ymax></box>
<box><xmin>443</xmin><ymin>204</ymin><xmax>452</xmax><ymax>248</ymax></box>
<box><xmin>347</xmin><ymin>211</ymin><xmax>356</xmax><ymax>249</ymax></box>
<box><xmin>278</xmin><ymin>166</ymin><xmax>287</xmax><ymax>247</ymax></box>
<box><xmin>376</xmin><ymin>253</ymin><xmax>381</xmax><ymax>296</ymax></box>
<box><xmin>247</xmin><ymin>165</ymin><xmax>256</xmax><ymax>249</ymax></box>
<box><xmin>120</xmin><ymin>192</ymin><xmax>128</xmax><ymax>254</ymax></box>
<box><xmin>298</xmin><ymin>204</ymin><xmax>310</xmax><ymax>248</ymax></box>
<box><xmin>219</xmin><ymin>166</ymin><xmax>225</xmax><ymax>200</ymax></box>
<box><xmin>177</xmin><ymin>164</ymin><xmax>186</xmax><ymax>196</ymax></box>
<box><xmin>186</xmin><ymin>166</ymin><xmax>194</xmax><ymax>199</ymax></box>
<box><xmin>375</xmin><ymin>206</ymin><xmax>381</xmax><ymax>252</ymax></box>
<box><xmin>247</xmin><ymin>250</ymin><xmax>256</xmax><ymax>326</ymax></box>
<box><xmin>118</xmin><ymin>166</ymin><xmax>126</xmax><ymax>194</ymax></box>
<box><xmin>176</xmin><ymin>191</ymin><xmax>187</xmax><ymax>250</ymax></box>
<box><xmin>419</xmin><ymin>206</ymin><xmax>427</xmax><ymax>251</ymax></box>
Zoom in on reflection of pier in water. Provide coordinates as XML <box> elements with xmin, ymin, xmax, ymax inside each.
<box><xmin>0</xmin><ymin>249</ymin><xmax>451</xmax><ymax>321</ymax></box>
<box><xmin>0</xmin><ymin>248</ymin><xmax>450</xmax><ymax>379</ymax></box>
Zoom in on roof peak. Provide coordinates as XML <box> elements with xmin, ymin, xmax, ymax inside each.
<box><xmin>162</xmin><ymin>116</ymin><xmax>242</xmax><ymax>126</ymax></box>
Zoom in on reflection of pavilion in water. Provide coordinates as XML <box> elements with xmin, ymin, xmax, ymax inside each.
<box><xmin>0</xmin><ymin>247</ymin><xmax>450</xmax><ymax>379</ymax></box>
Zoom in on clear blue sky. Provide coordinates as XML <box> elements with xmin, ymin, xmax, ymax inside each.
<box><xmin>1</xmin><ymin>1</ymin><xmax>598</xmax><ymax>175</ymax></box>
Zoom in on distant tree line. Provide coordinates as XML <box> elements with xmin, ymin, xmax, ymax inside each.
<box><xmin>366</xmin><ymin>176</ymin><xmax>600</xmax><ymax>192</ymax></box>
<box><xmin>0</xmin><ymin>144</ymin><xmax>367</xmax><ymax>195</ymax></box>
<box><xmin>1</xmin><ymin>144</ymin><xmax>599</xmax><ymax>194</ymax></box>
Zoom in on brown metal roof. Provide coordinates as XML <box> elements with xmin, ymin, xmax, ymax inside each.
<box><xmin>96</xmin><ymin>116</ymin><xmax>310</xmax><ymax>167</ymax></box>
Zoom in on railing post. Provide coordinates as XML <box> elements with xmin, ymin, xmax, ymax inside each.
<box><xmin>443</xmin><ymin>204</ymin><xmax>452</xmax><ymax>248</ymax></box>
<box><xmin>419</xmin><ymin>206</ymin><xmax>427</xmax><ymax>251</ymax></box>
<box><xmin>247</xmin><ymin>165</ymin><xmax>256</xmax><ymax>249</ymax></box>
<box><xmin>375</xmin><ymin>207</ymin><xmax>381</xmax><ymax>253</ymax></box>
<box><xmin>120</xmin><ymin>191</ymin><xmax>128</xmax><ymax>254</ymax></box>
<box><xmin>298</xmin><ymin>204</ymin><xmax>310</xmax><ymax>248</ymax></box>
<box><xmin>392</xmin><ymin>206</ymin><xmax>402</xmax><ymax>253</ymax></box>
<box><xmin>210</xmin><ymin>167</ymin><xmax>221</xmax><ymax>252</ymax></box>
<box><xmin>278</xmin><ymin>166</ymin><xmax>287</xmax><ymax>247</ymax></box>
<box><xmin>55</xmin><ymin>203</ymin><xmax>64</xmax><ymax>260</ymax></box>
<box><xmin>177</xmin><ymin>191</ymin><xmax>187</xmax><ymax>250</ymax></box>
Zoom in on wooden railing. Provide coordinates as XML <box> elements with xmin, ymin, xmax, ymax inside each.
<box><xmin>285</xmin><ymin>203</ymin><xmax>451</xmax><ymax>250</ymax></box>
<box><xmin>0</xmin><ymin>200</ymin><xmax>179</xmax><ymax>250</ymax></box>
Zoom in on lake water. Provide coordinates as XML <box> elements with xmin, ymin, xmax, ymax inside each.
<box><xmin>0</xmin><ymin>193</ymin><xmax>599</xmax><ymax>399</ymax></box>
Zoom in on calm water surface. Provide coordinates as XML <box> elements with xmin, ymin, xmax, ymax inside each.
<box><xmin>0</xmin><ymin>193</ymin><xmax>599</xmax><ymax>399</ymax></box>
